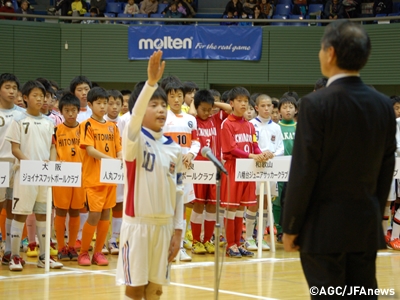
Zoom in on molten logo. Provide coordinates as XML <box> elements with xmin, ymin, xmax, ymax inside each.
<box><xmin>138</xmin><ymin>36</ymin><xmax>192</xmax><ymax>50</ymax></box>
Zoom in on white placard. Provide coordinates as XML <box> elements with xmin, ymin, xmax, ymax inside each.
<box><xmin>182</xmin><ymin>161</ymin><xmax>217</xmax><ymax>184</ymax></box>
<box><xmin>235</xmin><ymin>156</ymin><xmax>292</xmax><ymax>182</ymax></box>
<box><xmin>0</xmin><ymin>162</ymin><xmax>10</xmax><ymax>188</ymax></box>
<box><xmin>394</xmin><ymin>157</ymin><xmax>400</xmax><ymax>179</ymax></box>
<box><xmin>20</xmin><ymin>161</ymin><xmax>82</xmax><ymax>187</ymax></box>
<box><xmin>100</xmin><ymin>159</ymin><xmax>124</xmax><ymax>184</ymax></box>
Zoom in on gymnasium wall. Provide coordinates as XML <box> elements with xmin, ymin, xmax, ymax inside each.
<box><xmin>0</xmin><ymin>21</ymin><xmax>399</xmax><ymax>97</ymax></box>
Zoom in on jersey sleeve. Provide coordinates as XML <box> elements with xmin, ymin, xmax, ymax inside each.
<box><xmin>114</xmin><ymin>123</ymin><xmax>122</xmax><ymax>154</ymax></box>
<box><xmin>80</xmin><ymin>120</ymin><xmax>95</xmax><ymax>149</ymax></box>
<box><xmin>174</xmin><ymin>150</ymin><xmax>184</xmax><ymax>231</ymax></box>
<box><xmin>274</xmin><ymin>127</ymin><xmax>285</xmax><ymax>156</ymax></box>
<box><xmin>188</xmin><ymin>117</ymin><xmax>200</xmax><ymax>157</ymax></box>
<box><xmin>5</xmin><ymin>119</ymin><xmax>21</xmax><ymax>145</ymax></box>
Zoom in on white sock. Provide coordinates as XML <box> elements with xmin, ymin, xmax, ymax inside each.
<box><xmin>245</xmin><ymin>210</ymin><xmax>257</xmax><ymax>240</ymax></box>
<box><xmin>219</xmin><ymin>209</ymin><xmax>225</xmax><ymax>230</ymax></box>
<box><xmin>391</xmin><ymin>209</ymin><xmax>400</xmax><ymax>241</ymax></box>
<box><xmin>11</xmin><ymin>220</ymin><xmax>24</xmax><ymax>257</ymax></box>
<box><xmin>5</xmin><ymin>218</ymin><xmax>12</xmax><ymax>252</ymax></box>
<box><xmin>262</xmin><ymin>209</ymin><xmax>269</xmax><ymax>234</ymax></box>
<box><xmin>77</xmin><ymin>212</ymin><xmax>88</xmax><ymax>240</ymax></box>
<box><xmin>383</xmin><ymin>205</ymin><xmax>391</xmax><ymax>235</ymax></box>
<box><xmin>110</xmin><ymin>217</ymin><xmax>122</xmax><ymax>243</ymax></box>
<box><xmin>36</xmin><ymin>220</ymin><xmax>46</xmax><ymax>257</ymax></box>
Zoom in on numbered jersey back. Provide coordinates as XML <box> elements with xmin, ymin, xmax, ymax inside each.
<box><xmin>53</xmin><ymin>123</ymin><xmax>82</xmax><ymax>162</ymax></box>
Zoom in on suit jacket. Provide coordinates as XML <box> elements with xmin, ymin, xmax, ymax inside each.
<box><xmin>283</xmin><ymin>76</ymin><xmax>396</xmax><ymax>253</ymax></box>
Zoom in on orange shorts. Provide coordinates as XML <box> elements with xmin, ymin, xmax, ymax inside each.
<box><xmin>85</xmin><ymin>185</ymin><xmax>116</xmax><ymax>212</ymax></box>
<box><xmin>53</xmin><ymin>186</ymin><xmax>85</xmax><ymax>210</ymax></box>
<box><xmin>220</xmin><ymin>160</ymin><xmax>256</xmax><ymax>208</ymax></box>
<box><xmin>193</xmin><ymin>183</ymin><xmax>216</xmax><ymax>204</ymax></box>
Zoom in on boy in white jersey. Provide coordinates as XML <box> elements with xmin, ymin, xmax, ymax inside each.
<box><xmin>104</xmin><ymin>89</ymin><xmax>123</xmax><ymax>255</ymax></box>
<box><xmin>116</xmin><ymin>51</ymin><xmax>183</xmax><ymax>300</ymax></box>
<box><xmin>245</xmin><ymin>94</ymin><xmax>284</xmax><ymax>251</ymax></box>
<box><xmin>5</xmin><ymin>80</ymin><xmax>63</xmax><ymax>271</ymax></box>
<box><xmin>163</xmin><ymin>80</ymin><xmax>200</xmax><ymax>262</ymax></box>
<box><xmin>0</xmin><ymin>73</ymin><xmax>25</xmax><ymax>265</ymax></box>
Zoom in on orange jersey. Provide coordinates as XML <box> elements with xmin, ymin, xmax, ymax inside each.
<box><xmin>79</xmin><ymin>118</ymin><xmax>122</xmax><ymax>187</ymax></box>
<box><xmin>53</xmin><ymin>123</ymin><xmax>82</xmax><ymax>162</ymax></box>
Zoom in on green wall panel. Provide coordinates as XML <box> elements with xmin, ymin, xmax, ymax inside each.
<box><xmin>268</xmin><ymin>26</ymin><xmax>323</xmax><ymax>85</ymax></box>
<box><xmin>208</xmin><ymin>29</ymin><xmax>269</xmax><ymax>85</ymax></box>
<box><xmin>60</xmin><ymin>24</ymin><xmax>83</xmax><ymax>88</ymax></box>
<box><xmin>13</xmin><ymin>23</ymin><xmax>61</xmax><ymax>84</ymax></box>
<box><xmin>0</xmin><ymin>24</ymin><xmax>14</xmax><ymax>73</ymax></box>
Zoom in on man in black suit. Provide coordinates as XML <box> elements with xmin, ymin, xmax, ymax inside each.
<box><xmin>282</xmin><ymin>20</ymin><xmax>396</xmax><ymax>299</ymax></box>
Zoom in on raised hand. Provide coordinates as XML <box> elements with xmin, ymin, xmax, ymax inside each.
<box><xmin>147</xmin><ymin>50</ymin><xmax>166</xmax><ymax>87</ymax></box>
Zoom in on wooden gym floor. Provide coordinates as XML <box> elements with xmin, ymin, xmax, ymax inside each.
<box><xmin>1</xmin><ymin>242</ymin><xmax>400</xmax><ymax>300</ymax></box>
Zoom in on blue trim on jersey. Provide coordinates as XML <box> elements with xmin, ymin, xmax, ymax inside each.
<box><xmin>163</xmin><ymin>136</ymin><xmax>174</xmax><ymax>145</ymax></box>
<box><xmin>255</xmin><ymin>117</ymin><xmax>261</xmax><ymax>123</ymax></box>
<box><xmin>268</xmin><ymin>119</ymin><xmax>272</xmax><ymax>124</ymax></box>
<box><xmin>141</xmin><ymin>127</ymin><xmax>155</xmax><ymax>141</ymax></box>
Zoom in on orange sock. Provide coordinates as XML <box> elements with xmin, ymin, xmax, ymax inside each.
<box><xmin>0</xmin><ymin>208</ymin><xmax>6</xmax><ymax>241</ymax></box>
<box><xmin>22</xmin><ymin>223</ymin><xmax>27</xmax><ymax>240</ymax></box>
<box><xmin>54</xmin><ymin>215</ymin><xmax>66</xmax><ymax>251</ymax></box>
<box><xmin>81</xmin><ymin>222</ymin><xmax>96</xmax><ymax>253</ymax></box>
<box><xmin>68</xmin><ymin>216</ymin><xmax>80</xmax><ymax>248</ymax></box>
<box><xmin>94</xmin><ymin>220</ymin><xmax>109</xmax><ymax>254</ymax></box>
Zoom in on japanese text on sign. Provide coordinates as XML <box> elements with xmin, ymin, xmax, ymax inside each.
<box><xmin>0</xmin><ymin>162</ymin><xmax>10</xmax><ymax>188</ymax></box>
<box><xmin>100</xmin><ymin>159</ymin><xmax>124</xmax><ymax>184</ymax></box>
<box><xmin>20</xmin><ymin>161</ymin><xmax>82</xmax><ymax>187</ymax></box>
<box><xmin>182</xmin><ymin>161</ymin><xmax>217</xmax><ymax>184</ymax></box>
<box><xmin>235</xmin><ymin>156</ymin><xmax>292</xmax><ymax>182</ymax></box>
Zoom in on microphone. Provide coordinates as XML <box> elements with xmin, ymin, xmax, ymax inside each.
<box><xmin>201</xmin><ymin>147</ymin><xmax>228</xmax><ymax>175</ymax></box>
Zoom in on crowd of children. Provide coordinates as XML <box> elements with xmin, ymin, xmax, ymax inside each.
<box><xmin>1</xmin><ymin>63</ymin><xmax>400</xmax><ymax>275</ymax></box>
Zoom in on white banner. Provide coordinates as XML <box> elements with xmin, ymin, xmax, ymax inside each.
<box><xmin>100</xmin><ymin>159</ymin><xmax>124</xmax><ymax>184</ymax></box>
<box><xmin>0</xmin><ymin>162</ymin><xmax>10</xmax><ymax>188</ymax></box>
<box><xmin>182</xmin><ymin>161</ymin><xmax>217</xmax><ymax>184</ymax></box>
<box><xmin>235</xmin><ymin>156</ymin><xmax>292</xmax><ymax>182</ymax></box>
<box><xmin>20</xmin><ymin>161</ymin><xmax>81</xmax><ymax>187</ymax></box>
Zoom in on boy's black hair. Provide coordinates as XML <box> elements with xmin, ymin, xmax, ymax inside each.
<box><xmin>21</xmin><ymin>80</ymin><xmax>46</xmax><ymax>106</ymax></box>
<box><xmin>160</xmin><ymin>75</ymin><xmax>182</xmax><ymax>91</ymax></box>
<box><xmin>107</xmin><ymin>89</ymin><xmax>123</xmax><ymax>102</ymax></box>
<box><xmin>255</xmin><ymin>94</ymin><xmax>272</xmax><ymax>105</ymax></box>
<box><xmin>69</xmin><ymin>76</ymin><xmax>92</xmax><ymax>94</ymax></box>
<box><xmin>59</xmin><ymin>93</ymin><xmax>81</xmax><ymax>112</ymax></box>
<box><xmin>194</xmin><ymin>89</ymin><xmax>214</xmax><ymax>109</ymax></box>
<box><xmin>120</xmin><ymin>89</ymin><xmax>132</xmax><ymax>96</ymax></box>
<box><xmin>229</xmin><ymin>87</ymin><xmax>250</xmax><ymax>102</ymax></box>
<box><xmin>221</xmin><ymin>90</ymin><xmax>231</xmax><ymax>103</ymax></box>
<box><xmin>183</xmin><ymin>81</ymin><xmax>199</xmax><ymax>95</ymax></box>
<box><xmin>250</xmin><ymin>93</ymin><xmax>260</xmax><ymax>104</ymax></box>
<box><xmin>272</xmin><ymin>99</ymin><xmax>279</xmax><ymax>109</ymax></box>
<box><xmin>278</xmin><ymin>96</ymin><xmax>298</xmax><ymax>110</ymax></box>
<box><xmin>314</xmin><ymin>77</ymin><xmax>327</xmax><ymax>91</ymax></box>
<box><xmin>391</xmin><ymin>95</ymin><xmax>400</xmax><ymax>106</ymax></box>
<box><xmin>249</xmin><ymin>99</ymin><xmax>256</xmax><ymax>110</ymax></box>
<box><xmin>209</xmin><ymin>89</ymin><xmax>221</xmax><ymax>98</ymax></box>
<box><xmin>164</xmin><ymin>81</ymin><xmax>185</xmax><ymax>97</ymax></box>
<box><xmin>282</xmin><ymin>91</ymin><xmax>299</xmax><ymax>101</ymax></box>
<box><xmin>49</xmin><ymin>80</ymin><xmax>60</xmax><ymax>91</ymax></box>
<box><xmin>0</xmin><ymin>73</ymin><xmax>20</xmax><ymax>90</ymax></box>
<box><xmin>128</xmin><ymin>81</ymin><xmax>146</xmax><ymax>114</ymax></box>
<box><xmin>87</xmin><ymin>86</ymin><xmax>109</xmax><ymax>103</ymax></box>
<box><xmin>36</xmin><ymin>77</ymin><xmax>55</xmax><ymax>95</ymax></box>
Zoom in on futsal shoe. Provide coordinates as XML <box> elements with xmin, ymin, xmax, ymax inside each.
<box><xmin>389</xmin><ymin>238</ymin><xmax>400</xmax><ymax>251</ymax></box>
<box><xmin>226</xmin><ymin>244</ymin><xmax>242</xmax><ymax>258</ymax></box>
<box><xmin>191</xmin><ymin>242</ymin><xmax>207</xmax><ymax>254</ymax></box>
<box><xmin>108</xmin><ymin>241</ymin><xmax>119</xmax><ymax>255</ymax></box>
<box><xmin>244</xmin><ymin>239</ymin><xmax>258</xmax><ymax>251</ymax></box>
<box><xmin>257</xmin><ymin>240</ymin><xmax>270</xmax><ymax>251</ymax></box>
<box><xmin>78</xmin><ymin>251</ymin><xmax>91</xmax><ymax>266</ymax></box>
<box><xmin>9</xmin><ymin>255</ymin><xmax>24</xmax><ymax>271</ymax></box>
<box><xmin>37</xmin><ymin>254</ymin><xmax>63</xmax><ymax>269</ymax></box>
<box><xmin>385</xmin><ymin>230</ymin><xmax>392</xmax><ymax>244</ymax></box>
<box><xmin>92</xmin><ymin>252</ymin><xmax>109</xmax><ymax>266</ymax></box>
<box><xmin>57</xmin><ymin>246</ymin><xmax>70</xmax><ymax>261</ymax></box>
<box><xmin>183</xmin><ymin>239</ymin><xmax>192</xmax><ymax>250</ymax></box>
<box><xmin>204</xmin><ymin>241</ymin><xmax>215</xmax><ymax>254</ymax></box>
<box><xmin>238</xmin><ymin>245</ymin><xmax>254</xmax><ymax>257</ymax></box>
<box><xmin>68</xmin><ymin>247</ymin><xmax>79</xmax><ymax>261</ymax></box>
<box><xmin>27</xmin><ymin>242</ymin><xmax>39</xmax><ymax>257</ymax></box>
<box><xmin>101</xmin><ymin>244</ymin><xmax>110</xmax><ymax>255</ymax></box>
<box><xmin>179</xmin><ymin>248</ymin><xmax>192</xmax><ymax>261</ymax></box>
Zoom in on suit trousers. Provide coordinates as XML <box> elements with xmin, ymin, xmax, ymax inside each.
<box><xmin>300</xmin><ymin>251</ymin><xmax>377</xmax><ymax>299</ymax></box>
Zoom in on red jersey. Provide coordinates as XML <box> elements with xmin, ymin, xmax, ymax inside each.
<box><xmin>195</xmin><ymin>112</ymin><xmax>226</xmax><ymax>162</ymax></box>
<box><xmin>221</xmin><ymin>114</ymin><xmax>259</xmax><ymax>161</ymax></box>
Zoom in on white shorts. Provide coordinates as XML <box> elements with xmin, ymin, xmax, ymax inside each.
<box><xmin>116</xmin><ymin>216</ymin><xmax>173</xmax><ymax>287</ymax></box>
<box><xmin>116</xmin><ymin>183</ymin><xmax>124</xmax><ymax>204</ymax></box>
<box><xmin>256</xmin><ymin>181</ymin><xmax>278</xmax><ymax>197</ymax></box>
<box><xmin>183</xmin><ymin>183</ymin><xmax>195</xmax><ymax>204</ymax></box>
<box><xmin>388</xmin><ymin>179</ymin><xmax>396</xmax><ymax>201</ymax></box>
<box><xmin>12</xmin><ymin>170</ymin><xmax>49</xmax><ymax>215</ymax></box>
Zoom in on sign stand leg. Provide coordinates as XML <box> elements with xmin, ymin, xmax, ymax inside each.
<box><xmin>214</xmin><ymin>170</ymin><xmax>221</xmax><ymax>300</ymax></box>
<box><xmin>257</xmin><ymin>183</ymin><xmax>264</xmax><ymax>258</ymax></box>
<box><xmin>266</xmin><ymin>182</ymin><xmax>275</xmax><ymax>253</ymax></box>
<box><xmin>45</xmin><ymin>187</ymin><xmax>52</xmax><ymax>273</ymax></box>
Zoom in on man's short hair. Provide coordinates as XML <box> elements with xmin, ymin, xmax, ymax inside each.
<box><xmin>229</xmin><ymin>87</ymin><xmax>250</xmax><ymax>102</ymax></box>
<box><xmin>59</xmin><ymin>93</ymin><xmax>81</xmax><ymax>112</ymax></box>
<box><xmin>0</xmin><ymin>73</ymin><xmax>20</xmax><ymax>90</ymax></box>
<box><xmin>194</xmin><ymin>89</ymin><xmax>215</xmax><ymax>109</ymax></box>
<box><xmin>69</xmin><ymin>76</ymin><xmax>92</xmax><ymax>94</ymax></box>
<box><xmin>278</xmin><ymin>96</ymin><xmax>298</xmax><ymax>110</ymax></box>
<box><xmin>314</xmin><ymin>77</ymin><xmax>328</xmax><ymax>90</ymax></box>
<box><xmin>321</xmin><ymin>20</ymin><xmax>371</xmax><ymax>71</ymax></box>
<box><xmin>87</xmin><ymin>86</ymin><xmax>108</xmax><ymax>103</ymax></box>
